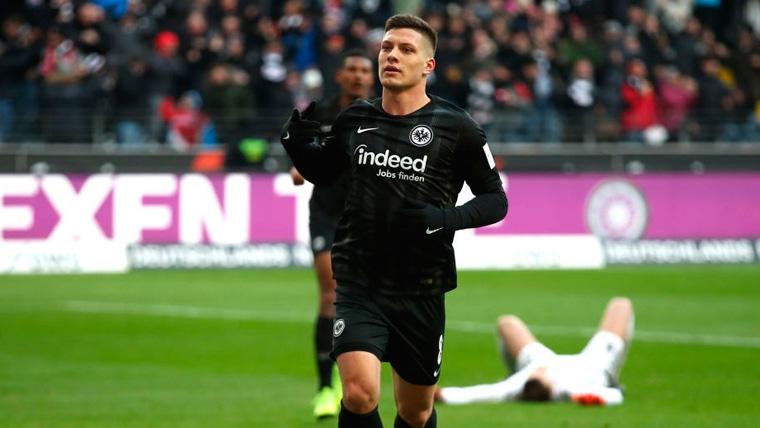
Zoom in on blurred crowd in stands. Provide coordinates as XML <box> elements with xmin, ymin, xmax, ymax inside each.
<box><xmin>1</xmin><ymin>0</ymin><xmax>759</xmax><ymax>150</ymax></box>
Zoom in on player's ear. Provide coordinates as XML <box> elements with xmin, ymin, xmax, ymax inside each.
<box><xmin>423</xmin><ymin>56</ymin><xmax>436</xmax><ymax>76</ymax></box>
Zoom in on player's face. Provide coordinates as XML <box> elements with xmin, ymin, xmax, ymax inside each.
<box><xmin>378</xmin><ymin>28</ymin><xmax>435</xmax><ymax>91</ymax></box>
<box><xmin>525</xmin><ymin>368</ymin><xmax>554</xmax><ymax>400</ymax></box>
<box><xmin>336</xmin><ymin>56</ymin><xmax>374</xmax><ymax>100</ymax></box>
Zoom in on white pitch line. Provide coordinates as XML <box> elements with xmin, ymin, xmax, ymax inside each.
<box><xmin>65</xmin><ymin>300</ymin><xmax>309</xmax><ymax>323</ymax></box>
<box><xmin>64</xmin><ymin>301</ymin><xmax>760</xmax><ymax>349</ymax></box>
<box><xmin>447</xmin><ymin>320</ymin><xmax>760</xmax><ymax>349</ymax></box>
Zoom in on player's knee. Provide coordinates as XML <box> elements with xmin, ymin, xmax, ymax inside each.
<box><xmin>610</xmin><ymin>297</ymin><xmax>633</xmax><ymax>313</ymax></box>
<box><xmin>396</xmin><ymin>406</ymin><xmax>433</xmax><ymax>428</ymax></box>
<box><xmin>498</xmin><ymin>315</ymin><xmax>521</xmax><ymax>331</ymax></box>
<box><xmin>342</xmin><ymin>381</ymin><xmax>379</xmax><ymax>414</ymax></box>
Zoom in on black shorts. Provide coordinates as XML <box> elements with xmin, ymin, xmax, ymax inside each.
<box><xmin>331</xmin><ymin>284</ymin><xmax>446</xmax><ymax>386</ymax></box>
<box><xmin>309</xmin><ymin>207</ymin><xmax>339</xmax><ymax>256</ymax></box>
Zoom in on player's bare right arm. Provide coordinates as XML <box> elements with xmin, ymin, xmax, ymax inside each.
<box><xmin>280</xmin><ymin>102</ymin><xmax>349</xmax><ymax>185</ymax></box>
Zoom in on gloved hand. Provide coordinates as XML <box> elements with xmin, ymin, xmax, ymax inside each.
<box><xmin>394</xmin><ymin>198</ymin><xmax>449</xmax><ymax>236</ymax></box>
<box><xmin>281</xmin><ymin>102</ymin><xmax>320</xmax><ymax>146</ymax></box>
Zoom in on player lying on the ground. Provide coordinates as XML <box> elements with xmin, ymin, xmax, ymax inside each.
<box><xmin>436</xmin><ymin>297</ymin><xmax>634</xmax><ymax>406</ymax></box>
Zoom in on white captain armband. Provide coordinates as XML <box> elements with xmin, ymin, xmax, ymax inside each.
<box><xmin>483</xmin><ymin>144</ymin><xmax>496</xmax><ymax>169</ymax></box>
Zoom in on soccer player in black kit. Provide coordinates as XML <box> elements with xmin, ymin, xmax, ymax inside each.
<box><xmin>288</xmin><ymin>49</ymin><xmax>374</xmax><ymax>419</ymax></box>
<box><xmin>281</xmin><ymin>15</ymin><xmax>508</xmax><ymax>428</ymax></box>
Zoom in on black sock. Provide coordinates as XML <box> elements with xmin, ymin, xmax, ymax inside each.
<box><xmin>315</xmin><ymin>316</ymin><xmax>334</xmax><ymax>389</ymax></box>
<box><xmin>394</xmin><ymin>408</ymin><xmax>436</xmax><ymax>428</ymax></box>
<box><xmin>394</xmin><ymin>414</ymin><xmax>413</xmax><ymax>428</ymax></box>
<box><xmin>339</xmin><ymin>403</ymin><xmax>383</xmax><ymax>428</ymax></box>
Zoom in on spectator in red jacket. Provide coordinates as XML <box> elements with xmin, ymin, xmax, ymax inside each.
<box><xmin>159</xmin><ymin>90</ymin><xmax>214</xmax><ymax>150</ymax></box>
<box><xmin>620</xmin><ymin>58</ymin><xmax>659</xmax><ymax>142</ymax></box>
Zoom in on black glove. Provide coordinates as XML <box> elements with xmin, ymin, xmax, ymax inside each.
<box><xmin>281</xmin><ymin>102</ymin><xmax>320</xmax><ymax>146</ymax></box>
<box><xmin>394</xmin><ymin>198</ymin><xmax>449</xmax><ymax>236</ymax></box>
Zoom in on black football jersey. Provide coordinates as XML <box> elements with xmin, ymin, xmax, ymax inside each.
<box><xmin>309</xmin><ymin>98</ymin><xmax>350</xmax><ymax>218</ymax></box>
<box><xmin>326</xmin><ymin>95</ymin><xmax>504</xmax><ymax>296</ymax></box>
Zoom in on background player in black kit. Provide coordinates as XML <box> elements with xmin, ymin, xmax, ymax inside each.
<box><xmin>281</xmin><ymin>15</ymin><xmax>508</xmax><ymax>428</ymax></box>
<box><xmin>288</xmin><ymin>49</ymin><xmax>374</xmax><ymax>420</ymax></box>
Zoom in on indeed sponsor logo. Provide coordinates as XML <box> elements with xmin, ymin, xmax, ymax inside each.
<box><xmin>355</xmin><ymin>144</ymin><xmax>428</xmax><ymax>172</ymax></box>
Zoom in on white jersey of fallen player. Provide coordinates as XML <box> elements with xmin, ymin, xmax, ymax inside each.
<box><xmin>439</xmin><ymin>331</ymin><xmax>627</xmax><ymax>406</ymax></box>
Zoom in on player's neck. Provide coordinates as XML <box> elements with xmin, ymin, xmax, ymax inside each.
<box><xmin>339</xmin><ymin>93</ymin><xmax>355</xmax><ymax>110</ymax></box>
<box><xmin>381</xmin><ymin>83</ymin><xmax>430</xmax><ymax>116</ymax></box>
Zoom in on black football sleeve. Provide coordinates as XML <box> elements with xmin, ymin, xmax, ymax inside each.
<box><xmin>281</xmin><ymin>113</ymin><xmax>350</xmax><ymax>186</ymax></box>
<box><xmin>447</xmin><ymin>118</ymin><xmax>508</xmax><ymax>230</ymax></box>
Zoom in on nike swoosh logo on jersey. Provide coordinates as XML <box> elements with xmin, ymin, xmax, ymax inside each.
<box><xmin>426</xmin><ymin>227</ymin><xmax>443</xmax><ymax>235</ymax></box>
<box><xmin>283</xmin><ymin>132</ymin><xmax>290</xmax><ymax>140</ymax></box>
<box><xmin>357</xmin><ymin>126</ymin><xmax>379</xmax><ymax>134</ymax></box>
<box><xmin>433</xmin><ymin>368</ymin><xmax>440</xmax><ymax>377</ymax></box>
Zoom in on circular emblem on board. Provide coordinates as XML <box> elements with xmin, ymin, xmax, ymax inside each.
<box><xmin>586</xmin><ymin>179</ymin><xmax>648</xmax><ymax>240</ymax></box>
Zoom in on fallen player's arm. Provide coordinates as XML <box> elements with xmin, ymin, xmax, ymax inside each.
<box><xmin>436</xmin><ymin>372</ymin><xmax>527</xmax><ymax>405</ymax></box>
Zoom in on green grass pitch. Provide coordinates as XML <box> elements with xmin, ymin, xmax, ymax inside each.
<box><xmin>1</xmin><ymin>267</ymin><xmax>759</xmax><ymax>427</ymax></box>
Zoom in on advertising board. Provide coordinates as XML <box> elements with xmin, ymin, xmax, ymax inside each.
<box><xmin>1</xmin><ymin>173</ymin><xmax>758</xmax><ymax>272</ymax></box>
